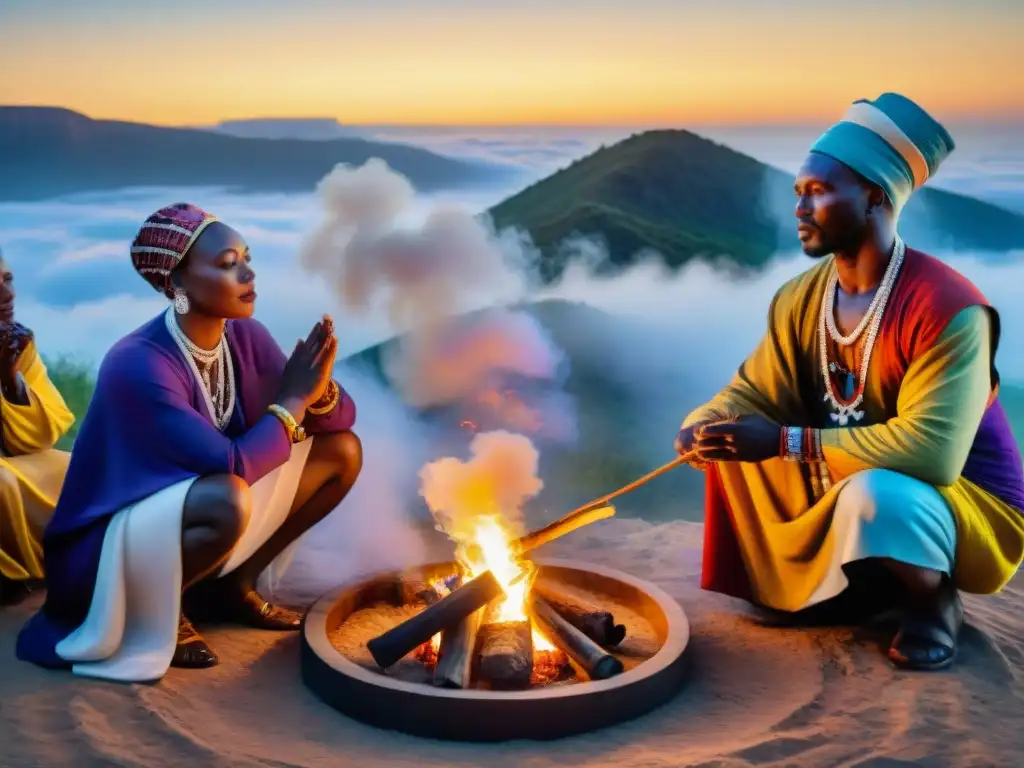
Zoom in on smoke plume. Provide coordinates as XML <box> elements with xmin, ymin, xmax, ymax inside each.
<box><xmin>418</xmin><ymin>430</ymin><xmax>544</xmax><ymax>547</ymax></box>
<box><xmin>298</xmin><ymin>159</ymin><xmax>571</xmax><ymax>436</ymax></box>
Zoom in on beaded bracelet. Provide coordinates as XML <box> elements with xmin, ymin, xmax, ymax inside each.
<box><xmin>780</xmin><ymin>426</ymin><xmax>823</xmax><ymax>462</ymax></box>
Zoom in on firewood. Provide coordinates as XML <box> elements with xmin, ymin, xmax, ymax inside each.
<box><xmin>533</xmin><ymin>583</ymin><xmax>626</xmax><ymax>647</ymax></box>
<box><xmin>367</xmin><ymin>570</ymin><xmax>503</xmax><ymax>669</ymax></box>
<box><xmin>397</xmin><ymin>579</ymin><xmax>443</xmax><ymax>606</ymax></box>
<box><xmin>476</xmin><ymin>619</ymin><xmax>534</xmax><ymax>689</ymax></box>
<box><xmin>529</xmin><ymin>594</ymin><xmax>623</xmax><ymax>681</ymax></box>
<box><xmin>432</xmin><ymin>606</ymin><xmax>486</xmax><ymax>689</ymax></box>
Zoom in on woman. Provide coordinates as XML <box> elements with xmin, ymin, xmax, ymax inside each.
<box><xmin>16</xmin><ymin>203</ymin><xmax>363</xmax><ymax>681</ymax></box>
<box><xmin>1</xmin><ymin>249</ymin><xmax>75</xmax><ymax>605</ymax></box>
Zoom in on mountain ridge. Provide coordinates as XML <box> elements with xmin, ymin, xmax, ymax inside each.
<box><xmin>0</xmin><ymin>106</ymin><xmax>516</xmax><ymax>202</ymax></box>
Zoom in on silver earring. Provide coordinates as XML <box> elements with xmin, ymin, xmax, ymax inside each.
<box><xmin>173</xmin><ymin>287</ymin><xmax>190</xmax><ymax>315</ymax></box>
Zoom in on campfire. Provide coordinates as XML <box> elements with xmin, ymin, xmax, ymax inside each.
<box><xmin>366</xmin><ymin>503</ymin><xmax>625</xmax><ymax>689</ymax></box>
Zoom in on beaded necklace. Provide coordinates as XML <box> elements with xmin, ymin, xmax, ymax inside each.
<box><xmin>818</xmin><ymin>236</ymin><xmax>905</xmax><ymax>426</ymax></box>
<box><xmin>164</xmin><ymin>307</ymin><xmax>236</xmax><ymax>431</ymax></box>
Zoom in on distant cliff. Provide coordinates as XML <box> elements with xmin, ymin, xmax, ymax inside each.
<box><xmin>0</xmin><ymin>107</ymin><xmax>513</xmax><ymax>201</ymax></box>
<box><xmin>488</xmin><ymin>130</ymin><xmax>1024</xmax><ymax>280</ymax></box>
<box><xmin>205</xmin><ymin>117</ymin><xmax>366</xmax><ymax>141</ymax></box>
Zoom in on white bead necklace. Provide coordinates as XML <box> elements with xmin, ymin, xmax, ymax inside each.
<box><xmin>818</xmin><ymin>236</ymin><xmax>905</xmax><ymax>426</ymax></box>
<box><xmin>164</xmin><ymin>307</ymin><xmax>236</xmax><ymax>431</ymax></box>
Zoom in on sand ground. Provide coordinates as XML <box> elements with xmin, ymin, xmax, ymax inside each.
<box><xmin>2</xmin><ymin>518</ymin><xmax>1021</xmax><ymax>768</ymax></box>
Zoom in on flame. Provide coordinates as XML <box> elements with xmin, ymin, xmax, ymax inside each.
<box><xmin>453</xmin><ymin>515</ymin><xmax>555</xmax><ymax>651</ymax></box>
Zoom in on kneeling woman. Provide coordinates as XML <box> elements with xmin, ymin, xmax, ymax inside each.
<box><xmin>17</xmin><ymin>203</ymin><xmax>362</xmax><ymax>682</ymax></box>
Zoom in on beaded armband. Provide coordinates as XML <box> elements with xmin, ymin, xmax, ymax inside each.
<box><xmin>307</xmin><ymin>380</ymin><xmax>339</xmax><ymax>416</ymax></box>
<box><xmin>780</xmin><ymin>426</ymin><xmax>823</xmax><ymax>462</ymax></box>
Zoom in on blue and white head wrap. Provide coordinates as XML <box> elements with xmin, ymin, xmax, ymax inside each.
<box><xmin>809</xmin><ymin>93</ymin><xmax>955</xmax><ymax>213</ymax></box>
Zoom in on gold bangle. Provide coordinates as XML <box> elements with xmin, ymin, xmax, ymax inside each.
<box><xmin>307</xmin><ymin>380</ymin><xmax>339</xmax><ymax>416</ymax></box>
<box><xmin>267</xmin><ymin>404</ymin><xmax>307</xmax><ymax>443</ymax></box>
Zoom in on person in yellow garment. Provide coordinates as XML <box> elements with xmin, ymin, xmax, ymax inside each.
<box><xmin>1</xmin><ymin>248</ymin><xmax>75</xmax><ymax>606</ymax></box>
<box><xmin>675</xmin><ymin>93</ymin><xmax>1024</xmax><ymax>672</ymax></box>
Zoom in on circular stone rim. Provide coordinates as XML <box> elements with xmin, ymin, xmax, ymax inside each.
<box><xmin>300</xmin><ymin>557</ymin><xmax>691</xmax><ymax>741</ymax></box>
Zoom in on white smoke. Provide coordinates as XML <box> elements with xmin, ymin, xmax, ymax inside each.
<box><xmin>298</xmin><ymin>159</ymin><xmax>571</xmax><ymax>434</ymax></box>
<box><xmin>419</xmin><ymin>430</ymin><xmax>544</xmax><ymax>547</ymax></box>
<box><xmin>286</xmin><ymin>159</ymin><xmax>579</xmax><ymax>584</ymax></box>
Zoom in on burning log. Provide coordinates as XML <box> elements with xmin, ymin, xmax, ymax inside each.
<box><xmin>476</xmin><ymin>620</ymin><xmax>534</xmax><ymax>689</ymax></box>
<box><xmin>432</xmin><ymin>572</ymin><xmax>486</xmax><ymax>689</ymax></box>
<box><xmin>529</xmin><ymin>594</ymin><xmax>624</xmax><ymax>681</ymax></box>
<box><xmin>516</xmin><ymin>505</ymin><xmax>615</xmax><ymax>553</ymax></box>
<box><xmin>367</xmin><ymin>570</ymin><xmax>503</xmax><ymax>669</ymax></box>
<box><xmin>533</xmin><ymin>583</ymin><xmax>626</xmax><ymax>647</ymax></box>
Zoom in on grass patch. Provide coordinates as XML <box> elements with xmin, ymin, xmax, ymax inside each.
<box><xmin>43</xmin><ymin>355</ymin><xmax>96</xmax><ymax>451</ymax></box>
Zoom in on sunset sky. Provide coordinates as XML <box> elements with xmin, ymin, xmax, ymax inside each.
<box><xmin>2</xmin><ymin>0</ymin><xmax>1022</xmax><ymax>127</ymax></box>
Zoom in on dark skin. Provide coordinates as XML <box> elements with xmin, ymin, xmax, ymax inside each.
<box><xmin>165</xmin><ymin>223</ymin><xmax>361</xmax><ymax>667</ymax></box>
<box><xmin>0</xmin><ymin>254</ymin><xmax>31</xmax><ymax>406</ymax></box>
<box><xmin>674</xmin><ymin>152</ymin><xmax>949</xmax><ymax>668</ymax></box>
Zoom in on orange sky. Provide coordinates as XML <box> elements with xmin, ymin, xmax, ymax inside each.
<box><xmin>1</xmin><ymin>1</ymin><xmax>1021</xmax><ymax>126</ymax></box>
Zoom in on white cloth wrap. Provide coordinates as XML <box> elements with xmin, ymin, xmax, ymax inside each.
<box><xmin>54</xmin><ymin>439</ymin><xmax>313</xmax><ymax>682</ymax></box>
<box><xmin>806</xmin><ymin>468</ymin><xmax>957</xmax><ymax>607</ymax></box>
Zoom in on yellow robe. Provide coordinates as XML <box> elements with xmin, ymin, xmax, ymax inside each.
<box><xmin>684</xmin><ymin>258</ymin><xmax>1024</xmax><ymax>612</ymax></box>
<box><xmin>1</xmin><ymin>341</ymin><xmax>75</xmax><ymax>581</ymax></box>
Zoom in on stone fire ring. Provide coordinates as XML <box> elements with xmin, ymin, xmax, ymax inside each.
<box><xmin>300</xmin><ymin>558</ymin><xmax>691</xmax><ymax>742</ymax></box>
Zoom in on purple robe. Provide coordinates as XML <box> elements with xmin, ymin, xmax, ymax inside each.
<box><xmin>16</xmin><ymin>312</ymin><xmax>356</xmax><ymax>669</ymax></box>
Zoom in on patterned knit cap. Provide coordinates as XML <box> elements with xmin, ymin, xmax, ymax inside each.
<box><xmin>130</xmin><ymin>202</ymin><xmax>219</xmax><ymax>294</ymax></box>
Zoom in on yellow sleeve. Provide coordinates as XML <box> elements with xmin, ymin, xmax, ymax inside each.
<box><xmin>1</xmin><ymin>342</ymin><xmax>76</xmax><ymax>455</ymax></box>
<box><xmin>820</xmin><ymin>305</ymin><xmax>992</xmax><ymax>487</ymax></box>
<box><xmin>683</xmin><ymin>283</ymin><xmax>808</xmax><ymax>428</ymax></box>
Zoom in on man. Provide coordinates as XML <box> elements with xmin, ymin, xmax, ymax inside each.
<box><xmin>1</xmin><ymin>248</ymin><xmax>75</xmax><ymax>606</ymax></box>
<box><xmin>675</xmin><ymin>93</ymin><xmax>1024</xmax><ymax>671</ymax></box>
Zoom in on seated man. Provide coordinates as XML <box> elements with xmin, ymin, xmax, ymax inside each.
<box><xmin>675</xmin><ymin>93</ymin><xmax>1024</xmax><ymax>671</ymax></box>
<box><xmin>1</xmin><ymin>249</ymin><xmax>75</xmax><ymax>606</ymax></box>
<box><xmin>17</xmin><ymin>203</ymin><xmax>363</xmax><ymax>682</ymax></box>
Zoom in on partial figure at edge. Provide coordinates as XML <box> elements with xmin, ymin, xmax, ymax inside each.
<box><xmin>1</xmin><ymin>248</ymin><xmax>75</xmax><ymax>606</ymax></box>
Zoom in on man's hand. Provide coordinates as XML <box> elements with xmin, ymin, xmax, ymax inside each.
<box><xmin>674</xmin><ymin>421</ymin><xmax>708</xmax><ymax>456</ymax></box>
<box><xmin>692</xmin><ymin>415</ymin><xmax>782</xmax><ymax>463</ymax></box>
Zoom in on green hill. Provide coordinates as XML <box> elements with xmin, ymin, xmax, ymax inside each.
<box><xmin>487</xmin><ymin>130</ymin><xmax>1024</xmax><ymax>281</ymax></box>
<box><xmin>0</xmin><ymin>107</ymin><xmax>517</xmax><ymax>202</ymax></box>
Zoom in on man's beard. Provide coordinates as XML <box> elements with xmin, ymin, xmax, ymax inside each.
<box><xmin>802</xmin><ymin>226</ymin><xmax>864</xmax><ymax>259</ymax></box>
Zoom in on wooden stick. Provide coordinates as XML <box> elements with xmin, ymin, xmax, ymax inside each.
<box><xmin>516</xmin><ymin>505</ymin><xmax>615</xmax><ymax>553</ymax></box>
<box><xmin>476</xmin><ymin>619</ymin><xmax>534</xmax><ymax>689</ymax></box>
<box><xmin>568</xmin><ymin>452</ymin><xmax>694</xmax><ymax>516</ymax></box>
<box><xmin>516</xmin><ymin>451</ymin><xmax>695</xmax><ymax>554</ymax></box>
<box><xmin>367</xmin><ymin>570</ymin><xmax>503</xmax><ymax>669</ymax></box>
<box><xmin>529</xmin><ymin>594</ymin><xmax>624</xmax><ymax>681</ymax></box>
<box><xmin>533</xmin><ymin>583</ymin><xmax>626</xmax><ymax>647</ymax></box>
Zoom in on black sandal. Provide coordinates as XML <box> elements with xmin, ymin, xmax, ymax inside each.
<box><xmin>171</xmin><ymin>614</ymin><xmax>219</xmax><ymax>668</ymax></box>
<box><xmin>183</xmin><ymin>579</ymin><xmax>301</xmax><ymax>630</ymax></box>
<box><xmin>223</xmin><ymin>589</ymin><xmax>302</xmax><ymax>630</ymax></box>
<box><xmin>888</xmin><ymin>580</ymin><xmax>962</xmax><ymax>671</ymax></box>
